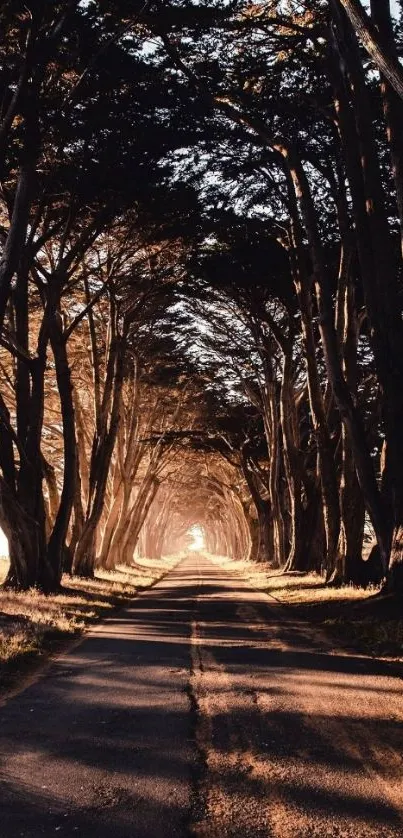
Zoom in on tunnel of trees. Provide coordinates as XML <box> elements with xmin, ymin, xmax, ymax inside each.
<box><xmin>1</xmin><ymin>0</ymin><xmax>403</xmax><ymax>595</ymax></box>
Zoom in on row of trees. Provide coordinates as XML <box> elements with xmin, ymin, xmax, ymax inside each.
<box><xmin>1</xmin><ymin>1</ymin><xmax>403</xmax><ymax>593</ymax></box>
<box><xmin>147</xmin><ymin>0</ymin><xmax>403</xmax><ymax>591</ymax></box>
<box><xmin>0</xmin><ymin>0</ymin><xmax>203</xmax><ymax>588</ymax></box>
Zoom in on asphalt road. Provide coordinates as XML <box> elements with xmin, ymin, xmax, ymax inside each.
<box><xmin>1</xmin><ymin>555</ymin><xmax>403</xmax><ymax>838</ymax></box>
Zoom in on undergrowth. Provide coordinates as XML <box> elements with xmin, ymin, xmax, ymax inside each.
<box><xmin>208</xmin><ymin>553</ymin><xmax>403</xmax><ymax>663</ymax></box>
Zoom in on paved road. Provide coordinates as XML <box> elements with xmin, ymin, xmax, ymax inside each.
<box><xmin>1</xmin><ymin>555</ymin><xmax>403</xmax><ymax>837</ymax></box>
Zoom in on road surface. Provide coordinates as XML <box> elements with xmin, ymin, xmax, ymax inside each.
<box><xmin>1</xmin><ymin>554</ymin><xmax>403</xmax><ymax>837</ymax></box>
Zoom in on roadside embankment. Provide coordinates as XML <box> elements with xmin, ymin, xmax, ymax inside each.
<box><xmin>207</xmin><ymin>553</ymin><xmax>403</xmax><ymax>664</ymax></box>
<box><xmin>0</xmin><ymin>554</ymin><xmax>183</xmax><ymax>694</ymax></box>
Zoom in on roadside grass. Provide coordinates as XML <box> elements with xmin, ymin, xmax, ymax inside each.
<box><xmin>0</xmin><ymin>554</ymin><xmax>182</xmax><ymax>690</ymax></box>
<box><xmin>209</xmin><ymin>553</ymin><xmax>403</xmax><ymax>663</ymax></box>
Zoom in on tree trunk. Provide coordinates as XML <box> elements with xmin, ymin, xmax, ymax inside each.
<box><xmin>98</xmin><ymin>480</ymin><xmax>125</xmax><ymax>569</ymax></box>
<box><xmin>120</xmin><ymin>478</ymin><xmax>159</xmax><ymax>566</ymax></box>
<box><xmin>240</xmin><ymin>450</ymin><xmax>272</xmax><ymax>562</ymax></box>
<box><xmin>330</xmin><ymin>13</ymin><xmax>403</xmax><ymax>588</ymax></box>
<box><xmin>0</xmin><ymin>480</ymin><xmax>39</xmax><ymax>590</ymax></box>
<box><xmin>284</xmin><ymin>180</ymin><xmax>341</xmax><ymax>575</ymax></box>
<box><xmin>262</xmin><ymin>311</ymin><xmax>306</xmax><ymax>573</ymax></box>
<box><xmin>261</xmin><ymin>354</ymin><xmax>285</xmax><ymax>566</ymax></box>
<box><xmin>335</xmin><ymin>0</ymin><xmax>403</xmax><ymax>100</ymax></box>
<box><xmin>45</xmin><ymin>312</ymin><xmax>77</xmax><ymax>587</ymax></box>
<box><xmin>280</xmin><ymin>352</ymin><xmax>305</xmax><ymax>572</ymax></box>
<box><xmin>73</xmin><ymin>329</ymin><xmax>126</xmax><ymax>577</ymax></box>
<box><xmin>284</xmin><ymin>146</ymin><xmax>387</xmax><ymax>579</ymax></box>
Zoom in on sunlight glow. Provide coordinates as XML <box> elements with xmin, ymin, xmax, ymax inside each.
<box><xmin>0</xmin><ymin>527</ymin><xmax>9</xmax><ymax>558</ymax></box>
<box><xmin>187</xmin><ymin>525</ymin><xmax>205</xmax><ymax>552</ymax></box>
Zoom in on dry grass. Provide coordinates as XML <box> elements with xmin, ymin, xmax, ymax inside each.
<box><xmin>208</xmin><ymin>553</ymin><xmax>403</xmax><ymax>663</ymax></box>
<box><xmin>0</xmin><ymin>554</ymin><xmax>181</xmax><ymax>681</ymax></box>
<box><xmin>209</xmin><ymin>553</ymin><xmax>376</xmax><ymax>603</ymax></box>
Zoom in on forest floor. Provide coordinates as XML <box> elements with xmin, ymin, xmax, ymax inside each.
<box><xmin>0</xmin><ymin>554</ymin><xmax>182</xmax><ymax>695</ymax></box>
<box><xmin>209</xmin><ymin>555</ymin><xmax>403</xmax><ymax>665</ymax></box>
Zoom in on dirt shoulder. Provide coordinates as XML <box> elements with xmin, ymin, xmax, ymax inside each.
<box><xmin>289</xmin><ymin>588</ymin><xmax>403</xmax><ymax>663</ymax></box>
<box><xmin>0</xmin><ymin>554</ymin><xmax>183</xmax><ymax>697</ymax></box>
<box><xmin>207</xmin><ymin>553</ymin><xmax>403</xmax><ymax>665</ymax></box>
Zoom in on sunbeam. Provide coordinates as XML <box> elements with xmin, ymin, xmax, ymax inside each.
<box><xmin>187</xmin><ymin>525</ymin><xmax>205</xmax><ymax>552</ymax></box>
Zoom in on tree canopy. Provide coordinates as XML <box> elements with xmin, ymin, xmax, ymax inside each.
<box><xmin>0</xmin><ymin>0</ymin><xmax>403</xmax><ymax>594</ymax></box>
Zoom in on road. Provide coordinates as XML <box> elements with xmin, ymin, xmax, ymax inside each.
<box><xmin>1</xmin><ymin>554</ymin><xmax>403</xmax><ymax>837</ymax></box>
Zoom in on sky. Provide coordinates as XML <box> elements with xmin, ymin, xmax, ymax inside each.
<box><xmin>369</xmin><ymin>0</ymin><xmax>400</xmax><ymax>17</ymax></box>
<box><xmin>388</xmin><ymin>0</ymin><xmax>399</xmax><ymax>15</ymax></box>
<box><xmin>0</xmin><ymin>529</ymin><xmax>8</xmax><ymax>559</ymax></box>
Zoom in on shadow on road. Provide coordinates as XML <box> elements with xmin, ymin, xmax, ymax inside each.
<box><xmin>0</xmin><ymin>557</ymin><xmax>402</xmax><ymax>837</ymax></box>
